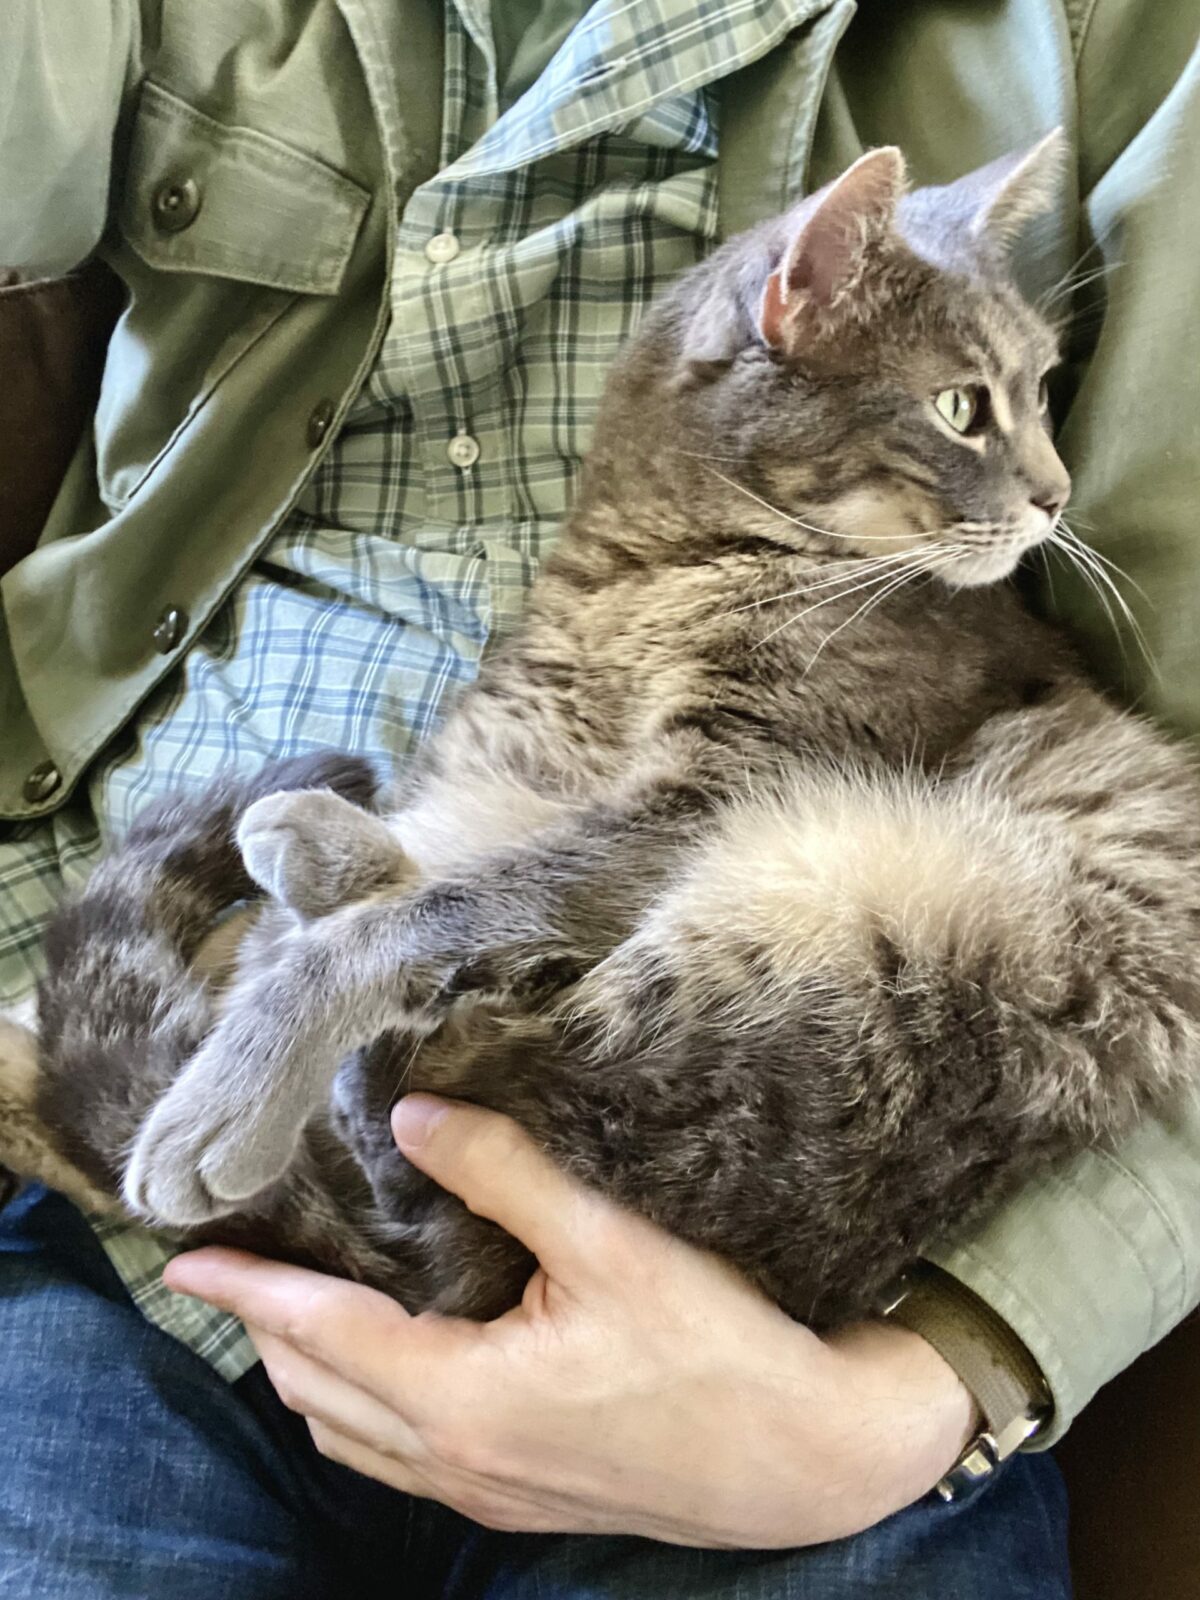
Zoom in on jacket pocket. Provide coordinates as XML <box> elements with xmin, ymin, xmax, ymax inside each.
<box><xmin>120</xmin><ymin>80</ymin><xmax>369</xmax><ymax>294</ymax></box>
<box><xmin>96</xmin><ymin>81</ymin><xmax>371</xmax><ymax>509</ymax></box>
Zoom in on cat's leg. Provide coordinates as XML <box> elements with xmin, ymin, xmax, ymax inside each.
<box><xmin>237</xmin><ymin>788</ymin><xmax>415</xmax><ymax>921</ymax></box>
<box><xmin>27</xmin><ymin>753</ymin><xmax>380</xmax><ymax>1227</ymax></box>
<box><xmin>111</xmin><ymin>750</ymin><xmax>381</xmax><ymax>918</ymax></box>
<box><xmin>123</xmin><ymin>783</ymin><xmax>701</xmax><ymax>1226</ymax></box>
<box><xmin>0</xmin><ymin>1006</ymin><xmax>123</xmax><ymax>1215</ymax></box>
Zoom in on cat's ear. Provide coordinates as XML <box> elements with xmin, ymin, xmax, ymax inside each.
<box><xmin>759</xmin><ymin>147</ymin><xmax>907</xmax><ymax>351</ymax></box>
<box><xmin>958</xmin><ymin>129</ymin><xmax>1065</xmax><ymax>254</ymax></box>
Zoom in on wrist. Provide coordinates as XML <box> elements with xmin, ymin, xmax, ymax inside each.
<box><xmin>821</xmin><ymin>1319</ymin><xmax>981</xmax><ymax>1523</ymax></box>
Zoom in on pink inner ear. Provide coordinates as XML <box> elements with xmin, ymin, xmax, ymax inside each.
<box><xmin>761</xmin><ymin>148</ymin><xmax>907</xmax><ymax>348</ymax></box>
<box><xmin>784</xmin><ymin>206</ymin><xmax>865</xmax><ymax>307</ymax></box>
<box><xmin>760</xmin><ymin>271</ymin><xmax>789</xmax><ymax>348</ymax></box>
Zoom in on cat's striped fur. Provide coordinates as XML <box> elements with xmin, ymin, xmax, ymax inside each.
<box><xmin>4</xmin><ymin>139</ymin><xmax>1199</xmax><ymax>1327</ymax></box>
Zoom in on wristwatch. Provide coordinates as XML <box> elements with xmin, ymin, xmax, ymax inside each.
<box><xmin>879</xmin><ymin>1262</ymin><xmax>1053</xmax><ymax>1501</ymax></box>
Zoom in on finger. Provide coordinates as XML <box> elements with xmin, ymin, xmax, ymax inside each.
<box><xmin>392</xmin><ymin>1096</ymin><xmax>613</xmax><ymax>1279</ymax></box>
<box><xmin>248</xmin><ymin>1326</ymin><xmax>425</xmax><ymax>1461</ymax></box>
<box><xmin>164</xmin><ymin>1247</ymin><xmax>473</xmax><ymax>1409</ymax></box>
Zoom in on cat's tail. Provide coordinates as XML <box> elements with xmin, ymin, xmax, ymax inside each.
<box><xmin>0</xmin><ymin>1000</ymin><xmax>125</xmax><ymax>1212</ymax></box>
<box><xmin>26</xmin><ymin>754</ymin><xmax>378</xmax><ymax>1198</ymax></box>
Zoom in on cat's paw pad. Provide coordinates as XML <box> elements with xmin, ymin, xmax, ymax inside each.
<box><xmin>123</xmin><ymin>1054</ymin><xmax>302</xmax><ymax>1227</ymax></box>
<box><xmin>237</xmin><ymin>789</ymin><xmax>409</xmax><ymax>919</ymax></box>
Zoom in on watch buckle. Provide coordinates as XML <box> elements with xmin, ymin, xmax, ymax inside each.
<box><xmin>935</xmin><ymin>1410</ymin><xmax>1045</xmax><ymax>1503</ymax></box>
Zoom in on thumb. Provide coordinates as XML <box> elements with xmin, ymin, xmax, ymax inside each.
<box><xmin>393</xmin><ymin>1095</ymin><xmax>609</xmax><ymax>1282</ymax></box>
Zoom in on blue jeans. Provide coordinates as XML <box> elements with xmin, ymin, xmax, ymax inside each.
<box><xmin>0</xmin><ymin>1187</ymin><xmax>1072</xmax><ymax>1598</ymax></box>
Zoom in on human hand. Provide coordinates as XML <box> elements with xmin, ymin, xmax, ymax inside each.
<box><xmin>165</xmin><ymin>1096</ymin><xmax>976</xmax><ymax>1546</ymax></box>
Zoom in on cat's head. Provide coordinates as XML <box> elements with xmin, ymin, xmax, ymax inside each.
<box><xmin>653</xmin><ymin>134</ymin><xmax>1071</xmax><ymax>589</ymax></box>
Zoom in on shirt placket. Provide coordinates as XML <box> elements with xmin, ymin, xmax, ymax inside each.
<box><xmin>388</xmin><ymin>6</ymin><xmax>505</xmax><ymax>539</ymax></box>
<box><xmin>360</xmin><ymin>0</ymin><xmax>819</xmax><ymax>550</ymax></box>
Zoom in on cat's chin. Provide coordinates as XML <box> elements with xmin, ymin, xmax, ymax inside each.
<box><xmin>940</xmin><ymin>548</ymin><xmax>1026</xmax><ymax>589</ymax></box>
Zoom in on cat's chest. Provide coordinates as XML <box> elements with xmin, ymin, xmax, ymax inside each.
<box><xmin>640</xmin><ymin>567</ymin><xmax>1060</xmax><ymax>769</ymax></box>
<box><xmin>453</xmin><ymin>560</ymin><xmax>1063</xmax><ymax>819</ymax></box>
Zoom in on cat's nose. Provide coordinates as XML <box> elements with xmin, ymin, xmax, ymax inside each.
<box><xmin>1030</xmin><ymin>484</ymin><xmax>1069</xmax><ymax>522</ymax></box>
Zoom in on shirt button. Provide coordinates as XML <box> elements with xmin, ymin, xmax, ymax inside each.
<box><xmin>23</xmin><ymin>761</ymin><xmax>62</xmax><ymax>805</ymax></box>
<box><xmin>152</xmin><ymin>606</ymin><xmax>188</xmax><ymax>654</ymax></box>
<box><xmin>446</xmin><ymin>432</ymin><xmax>480</xmax><ymax>470</ymax></box>
<box><xmin>307</xmin><ymin>398</ymin><xmax>336</xmax><ymax>448</ymax></box>
<box><xmin>424</xmin><ymin>231</ymin><xmax>461</xmax><ymax>264</ymax></box>
<box><xmin>152</xmin><ymin>177</ymin><xmax>202</xmax><ymax>233</ymax></box>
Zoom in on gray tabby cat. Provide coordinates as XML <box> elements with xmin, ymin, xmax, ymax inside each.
<box><xmin>4</xmin><ymin>136</ymin><xmax>1200</xmax><ymax>1327</ymax></box>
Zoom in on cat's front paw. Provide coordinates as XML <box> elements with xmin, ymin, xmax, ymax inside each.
<box><xmin>122</xmin><ymin>1083</ymin><xmax>234</xmax><ymax>1227</ymax></box>
<box><xmin>237</xmin><ymin>788</ymin><xmax>411</xmax><ymax>920</ymax></box>
<box><xmin>122</xmin><ymin>1043</ymin><xmax>305</xmax><ymax>1227</ymax></box>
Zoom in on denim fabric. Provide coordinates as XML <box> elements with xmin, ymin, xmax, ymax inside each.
<box><xmin>0</xmin><ymin>1186</ymin><xmax>1072</xmax><ymax>1599</ymax></box>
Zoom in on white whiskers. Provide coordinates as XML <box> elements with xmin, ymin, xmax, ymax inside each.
<box><xmin>699</xmin><ymin>463</ymin><xmax>923</xmax><ymax>544</ymax></box>
<box><xmin>732</xmin><ymin>548</ymin><xmax>930</xmax><ymax>614</ymax></box>
<box><xmin>1035</xmin><ymin>229</ymin><xmax>1124</xmax><ymax>317</ymax></box>
<box><xmin>686</xmin><ymin>461</ymin><xmax>981</xmax><ymax>663</ymax></box>
<box><xmin>752</xmin><ymin>545</ymin><xmax>969</xmax><ymax>665</ymax></box>
<box><xmin>1042</xmin><ymin>518</ymin><xmax>1158</xmax><ymax>680</ymax></box>
<box><xmin>799</xmin><ymin>548</ymin><xmax>969</xmax><ymax>674</ymax></box>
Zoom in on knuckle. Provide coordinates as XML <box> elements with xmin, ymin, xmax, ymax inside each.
<box><xmin>309</xmin><ymin>1420</ymin><xmax>345</xmax><ymax>1463</ymax></box>
<box><xmin>423</xmin><ymin>1408</ymin><xmax>514</xmax><ymax>1483</ymax></box>
<box><xmin>581</xmin><ymin>1205</ymin><xmax>643</xmax><ymax>1274</ymax></box>
<box><xmin>462</xmin><ymin>1111</ymin><xmax>523</xmax><ymax>1170</ymax></box>
<box><xmin>284</xmin><ymin>1276</ymin><xmax>348</xmax><ymax>1349</ymax></box>
<box><xmin>269</xmin><ymin>1369</ymin><xmax>303</xmax><ymax>1415</ymax></box>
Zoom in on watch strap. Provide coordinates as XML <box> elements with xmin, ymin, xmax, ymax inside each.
<box><xmin>881</xmin><ymin>1262</ymin><xmax>1053</xmax><ymax>1499</ymax></box>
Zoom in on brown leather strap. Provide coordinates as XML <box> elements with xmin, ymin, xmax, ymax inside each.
<box><xmin>885</xmin><ymin>1262</ymin><xmax>1053</xmax><ymax>1443</ymax></box>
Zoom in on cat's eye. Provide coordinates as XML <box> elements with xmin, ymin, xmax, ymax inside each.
<box><xmin>934</xmin><ymin>385</ymin><xmax>988</xmax><ymax>435</ymax></box>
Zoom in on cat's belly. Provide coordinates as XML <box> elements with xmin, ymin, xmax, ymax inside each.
<box><xmin>389</xmin><ymin>769</ymin><xmax>582</xmax><ymax>880</ymax></box>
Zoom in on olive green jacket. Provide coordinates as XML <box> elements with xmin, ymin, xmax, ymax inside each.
<box><xmin>3</xmin><ymin>0</ymin><xmax>1199</xmax><ymax>1441</ymax></box>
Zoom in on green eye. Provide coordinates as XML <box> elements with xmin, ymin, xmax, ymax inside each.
<box><xmin>934</xmin><ymin>385</ymin><xmax>985</xmax><ymax>434</ymax></box>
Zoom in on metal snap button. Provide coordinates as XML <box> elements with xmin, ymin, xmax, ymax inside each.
<box><xmin>152</xmin><ymin>177</ymin><xmax>202</xmax><ymax>233</ymax></box>
<box><xmin>424</xmin><ymin>231</ymin><xmax>461</xmax><ymax>265</ymax></box>
<box><xmin>23</xmin><ymin>761</ymin><xmax>62</xmax><ymax>805</ymax></box>
<box><xmin>307</xmin><ymin>398</ymin><xmax>336</xmax><ymax>448</ymax></box>
<box><xmin>152</xmin><ymin>606</ymin><xmax>188</xmax><ymax>654</ymax></box>
<box><xmin>446</xmin><ymin>432</ymin><xmax>480</xmax><ymax>469</ymax></box>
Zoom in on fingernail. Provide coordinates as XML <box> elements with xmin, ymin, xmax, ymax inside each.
<box><xmin>392</xmin><ymin>1094</ymin><xmax>449</xmax><ymax>1150</ymax></box>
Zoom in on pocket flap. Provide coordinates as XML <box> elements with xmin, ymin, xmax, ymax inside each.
<box><xmin>120</xmin><ymin>80</ymin><xmax>371</xmax><ymax>296</ymax></box>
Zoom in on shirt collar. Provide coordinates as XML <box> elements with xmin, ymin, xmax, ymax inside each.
<box><xmin>437</xmin><ymin>0</ymin><xmax>833</xmax><ymax>179</ymax></box>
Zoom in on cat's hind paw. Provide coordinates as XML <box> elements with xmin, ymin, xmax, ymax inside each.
<box><xmin>122</xmin><ymin>1098</ymin><xmax>232</xmax><ymax>1228</ymax></box>
<box><xmin>238</xmin><ymin>788</ymin><xmax>412</xmax><ymax>921</ymax></box>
